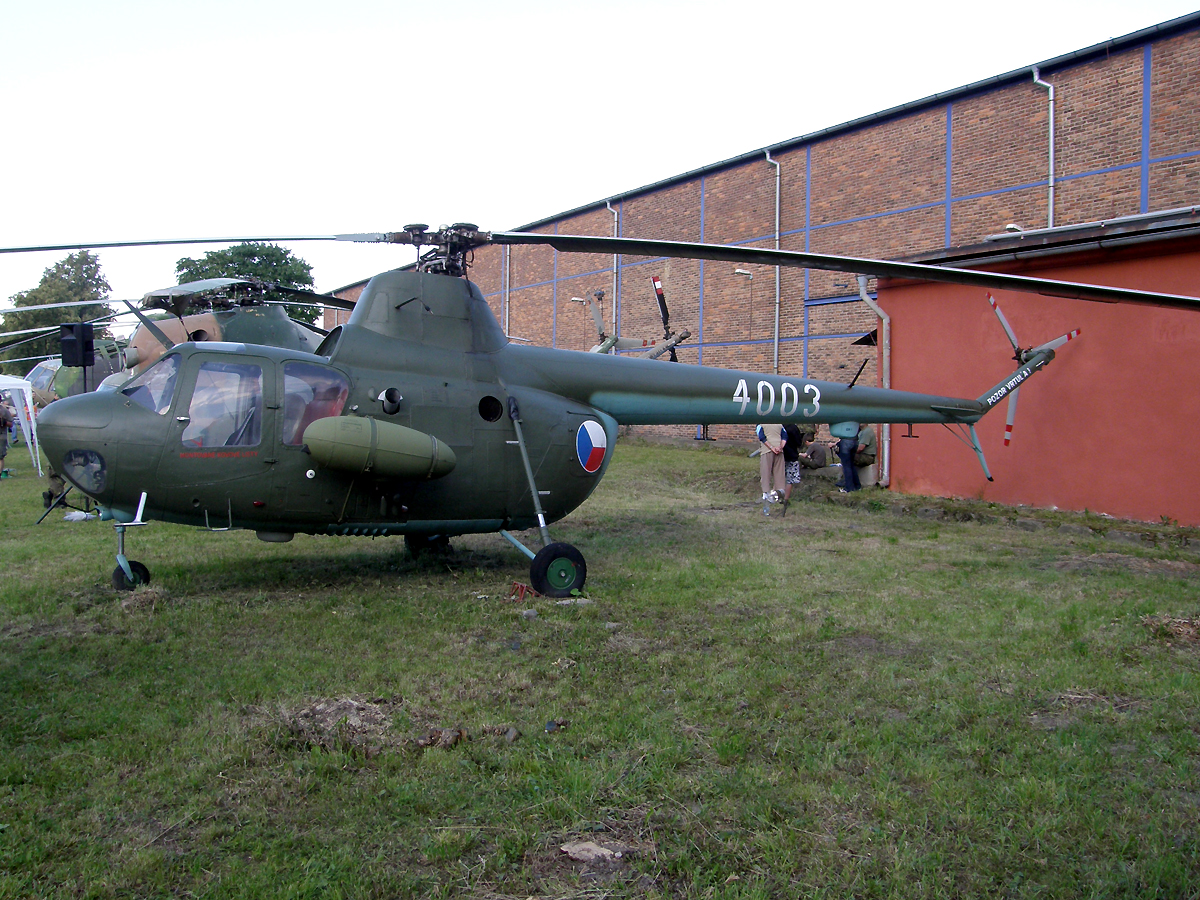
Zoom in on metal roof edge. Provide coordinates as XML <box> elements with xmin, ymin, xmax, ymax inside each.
<box><xmin>903</xmin><ymin>206</ymin><xmax>1200</xmax><ymax>268</ymax></box>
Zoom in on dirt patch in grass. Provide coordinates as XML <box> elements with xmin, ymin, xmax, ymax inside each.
<box><xmin>0</xmin><ymin>617</ymin><xmax>101</xmax><ymax>645</ymax></box>
<box><xmin>605</xmin><ymin>632</ymin><xmax>661</xmax><ymax>656</ymax></box>
<box><xmin>1030</xmin><ymin>689</ymin><xmax>1145</xmax><ymax>730</ymax></box>
<box><xmin>1142</xmin><ymin>615</ymin><xmax>1200</xmax><ymax>644</ymax></box>
<box><xmin>257</xmin><ymin>696</ymin><xmax>526</xmax><ymax>756</ymax></box>
<box><xmin>281</xmin><ymin>696</ymin><xmax>401</xmax><ymax>754</ymax></box>
<box><xmin>1046</xmin><ymin>553</ymin><xmax>1200</xmax><ymax>578</ymax></box>
<box><xmin>118</xmin><ymin>585</ymin><xmax>173</xmax><ymax>612</ymax></box>
<box><xmin>825</xmin><ymin>633</ymin><xmax>915</xmax><ymax>659</ymax></box>
<box><xmin>528</xmin><ymin>808</ymin><xmax>659</xmax><ymax>892</ymax></box>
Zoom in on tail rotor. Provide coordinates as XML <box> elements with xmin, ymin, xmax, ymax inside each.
<box><xmin>983</xmin><ymin>294</ymin><xmax>1080</xmax><ymax>447</ymax></box>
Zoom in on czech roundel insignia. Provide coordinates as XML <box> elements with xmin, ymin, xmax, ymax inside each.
<box><xmin>576</xmin><ymin>421</ymin><xmax>607</xmax><ymax>473</ymax></box>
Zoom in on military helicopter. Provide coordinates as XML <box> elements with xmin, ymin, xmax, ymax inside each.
<box><xmin>11</xmin><ymin>223</ymin><xmax>1200</xmax><ymax>595</ymax></box>
<box><xmin>2</xmin><ymin>276</ymin><xmax>329</xmax><ymax>386</ymax></box>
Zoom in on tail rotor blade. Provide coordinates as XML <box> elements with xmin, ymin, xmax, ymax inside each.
<box><xmin>611</xmin><ymin>336</ymin><xmax>657</xmax><ymax>351</ymax></box>
<box><xmin>987</xmin><ymin>293</ymin><xmax>1021</xmax><ymax>355</ymax></box>
<box><xmin>652</xmin><ymin>276</ymin><xmax>671</xmax><ymax>336</ymax></box>
<box><xmin>1033</xmin><ymin>328</ymin><xmax>1081</xmax><ymax>353</ymax></box>
<box><xmin>1004</xmin><ymin>387</ymin><xmax>1020</xmax><ymax>446</ymax></box>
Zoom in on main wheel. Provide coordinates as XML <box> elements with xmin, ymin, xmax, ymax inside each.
<box><xmin>529</xmin><ymin>542</ymin><xmax>586</xmax><ymax>598</ymax></box>
<box><xmin>405</xmin><ymin>533</ymin><xmax>451</xmax><ymax>558</ymax></box>
<box><xmin>112</xmin><ymin>560</ymin><xmax>151</xmax><ymax>591</ymax></box>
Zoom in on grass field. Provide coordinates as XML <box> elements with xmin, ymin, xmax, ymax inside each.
<box><xmin>1</xmin><ymin>439</ymin><xmax>1198</xmax><ymax>899</ymax></box>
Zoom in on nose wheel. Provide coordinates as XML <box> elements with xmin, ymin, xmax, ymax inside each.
<box><xmin>112</xmin><ymin>560</ymin><xmax>151</xmax><ymax>591</ymax></box>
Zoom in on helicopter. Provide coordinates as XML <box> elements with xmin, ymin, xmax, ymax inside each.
<box><xmin>13</xmin><ymin>223</ymin><xmax>1200</xmax><ymax>595</ymax></box>
<box><xmin>4</xmin><ymin>276</ymin><xmax>336</xmax><ymax>511</ymax></box>
<box><xmin>1</xmin><ymin>276</ymin><xmax>331</xmax><ymax>387</ymax></box>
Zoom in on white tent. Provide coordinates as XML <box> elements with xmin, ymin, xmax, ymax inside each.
<box><xmin>0</xmin><ymin>373</ymin><xmax>42</xmax><ymax>477</ymax></box>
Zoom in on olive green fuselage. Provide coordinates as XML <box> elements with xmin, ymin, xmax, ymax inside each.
<box><xmin>38</xmin><ymin>268</ymin><xmax>988</xmax><ymax>538</ymax></box>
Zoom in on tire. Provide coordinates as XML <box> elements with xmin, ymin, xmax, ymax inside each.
<box><xmin>529</xmin><ymin>542</ymin><xmax>586</xmax><ymax>598</ymax></box>
<box><xmin>404</xmin><ymin>533</ymin><xmax>451</xmax><ymax>558</ymax></box>
<box><xmin>112</xmin><ymin>560</ymin><xmax>151</xmax><ymax>591</ymax></box>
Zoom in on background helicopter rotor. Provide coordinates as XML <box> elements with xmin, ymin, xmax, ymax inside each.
<box><xmin>5</xmin><ymin>224</ymin><xmax>1200</xmax><ymax>313</ymax></box>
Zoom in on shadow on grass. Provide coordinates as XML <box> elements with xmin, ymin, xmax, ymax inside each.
<box><xmin>158</xmin><ymin>544</ymin><xmax>523</xmax><ymax>594</ymax></box>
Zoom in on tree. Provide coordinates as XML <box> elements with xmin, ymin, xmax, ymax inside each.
<box><xmin>0</xmin><ymin>251</ymin><xmax>113</xmax><ymax>376</ymax></box>
<box><xmin>175</xmin><ymin>242</ymin><xmax>320</xmax><ymax>324</ymax></box>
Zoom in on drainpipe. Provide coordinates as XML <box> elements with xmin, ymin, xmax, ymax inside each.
<box><xmin>503</xmin><ymin>245</ymin><xmax>511</xmax><ymax>335</ymax></box>
<box><xmin>1032</xmin><ymin>67</ymin><xmax>1055</xmax><ymax>228</ymax></box>
<box><xmin>606</xmin><ymin>200</ymin><xmax>619</xmax><ymax>338</ymax></box>
<box><xmin>857</xmin><ymin>275</ymin><xmax>891</xmax><ymax>488</ymax></box>
<box><xmin>766</xmin><ymin>150</ymin><xmax>782</xmax><ymax>373</ymax></box>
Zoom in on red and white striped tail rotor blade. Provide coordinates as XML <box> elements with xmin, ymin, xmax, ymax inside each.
<box><xmin>988</xmin><ymin>293</ymin><xmax>1021</xmax><ymax>355</ymax></box>
<box><xmin>1033</xmin><ymin>328</ymin><xmax>1081</xmax><ymax>353</ymax></box>
<box><xmin>1004</xmin><ymin>387</ymin><xmax>1020</xmax><ymax>447</ymax></box>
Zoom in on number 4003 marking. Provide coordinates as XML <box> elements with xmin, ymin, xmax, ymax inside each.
<box><xmin>733</xmin><ymin>379</ymin><xmax>820</xmax><ymax>417</ymax></box>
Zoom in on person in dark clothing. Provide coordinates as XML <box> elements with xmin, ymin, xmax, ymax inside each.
<box><xmin>837</xmin><ymin>423</ymin><xmax>861</xmax><ymax>492</ymax></box>
<box><xmin>781</xmin><ymin>424</ymin><xmax>806</xmax><ymax>505</ymax></box>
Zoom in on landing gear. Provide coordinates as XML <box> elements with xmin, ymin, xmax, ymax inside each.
<box><xmin>529</xmin><ymin>542</ymin><xmax>586</xmax><ymax>598</ymax></box>
<box><xmin>112</xmin><ymin>560</ymin><xmax>150</xmax><ymax>591</ymax></box>
<box><xmin>502</xmin><ymin>395</ymin><xmax>588</xmax><ymax>597</ymax></box>
<box><xmin>405</xmin><ymin>533</ymin><xmax>452</xmax><ymax>558</ymax></box>
<box><xmin>111</xmin><ymin>492</ymin><xmax>151</xmax><ymax>592</ymax></box>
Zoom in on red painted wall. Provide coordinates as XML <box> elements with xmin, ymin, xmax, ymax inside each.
<box><xmin>881</xmin><ymin>242</ymin><xmax>1200</xmax><ymax>525</ymax></box>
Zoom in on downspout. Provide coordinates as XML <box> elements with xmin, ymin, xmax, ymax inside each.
<box><xmin>1032</xmin><ymin>67</ymin><xmax>1055</xmax><ymax>228</ymax></box>
<box><xmin>766</xmin><ymin>150</ymin><xmax>781</xmax><ymax>373</ymax></box>
<box><xmin>857</xmin><ymin>275</ymin><xmax>891</xmax><ymax>488</ymax></box>
<box><xmin>606</xmin><ymin>200</ymin><xmax>619</xmax><ymax>339</ymax></box>
<box><xmin>503</xmin><ymin>245</ymin><xmax>511</xmax><ymax>335</ymax></box>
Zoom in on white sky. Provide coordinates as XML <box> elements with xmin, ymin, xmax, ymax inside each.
<box><xmin>2</xmin><ymin>0</ymin><xmax>1197</xmax><ymax>332</ymax></box>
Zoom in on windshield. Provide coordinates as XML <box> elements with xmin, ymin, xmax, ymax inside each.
<box><xmin>28</xmin><ymin>361</ymin><xmax>58</xmax><ymax>391</ymax></box>
<box><xmin>121</xmin><ymin>354</ymin><xmax>179</xmax><ymax>414</ymax></box>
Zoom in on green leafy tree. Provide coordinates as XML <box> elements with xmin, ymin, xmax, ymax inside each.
<box><xmin>175</xmin><ymin>242</ymin><xmax>319</xmax><ymax>324</ymax></box>
<box><xmin>0</xmin><ymin>251</ymin><xmax>113</xmax><ymax>376</ymax></box>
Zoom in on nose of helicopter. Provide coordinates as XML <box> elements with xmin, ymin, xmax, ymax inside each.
<box><xmin>38</xmin><ymin>393</ymin><xmax>117</xmax><ymax>501</ymax></box>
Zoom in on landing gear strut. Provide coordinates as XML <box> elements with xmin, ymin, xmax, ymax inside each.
<box><xmin>503</xmin><ymin>395</ymin><xmax>588</xmax><ymax>597</ymax></box>
<box><xmin>111</xmin><ymin>492</ymin><xmax>151</xmax><ymax>592</ymax></box>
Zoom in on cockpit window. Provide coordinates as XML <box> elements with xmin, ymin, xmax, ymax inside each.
<box><xmin>183</xmin><ymin>360</ymin><xmax>263</xmax><ymax>447</ymax></box>
<box><xmin>28</xmin><ymin>362</ymin><xmax>56</xmax><ymax>391</ymax></box>
<box><xmin>281</xmin><ymin>362</ymin><xmax>349</xmax><ymax>445</ymax></box>
<box><xmin>122</xmin><ymin>354</ymin><xmax>179</xmax><ymax>415</ymax></box>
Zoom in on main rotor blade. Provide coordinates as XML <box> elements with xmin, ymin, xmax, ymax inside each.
<box><xmin>0</xmin><ymin>235</ymin><xmax>381</xmax><ymax>254</ymax></box>
<box><xmin>0</xmin><ymin>310</ymin><xmax>122</xmax><ymax>354</ymax></box>
<box><xmin>0</xmin><ymin>298</ymin><xmax>127</xmax><ymax>315</ymax></box>
<box><xmin>491</xmin><ymin>232</ymin><xmax>1200</xmax><ymax>311</ymax></box>
<box><xmin>141</xmin><ymin>278</ymin><xmax>356</xmax><ymax>311</ymax></box>
<box><xmin>0</xmin><ymin>323</ymin><xmax>66</xmax><ymax>340</ymax></box>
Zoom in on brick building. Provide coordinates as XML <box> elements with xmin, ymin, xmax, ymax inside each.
<box><xmin>329</xmin><ymin>12</ymin><xmax>1200</xmax><ymax>523</ymax></box>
